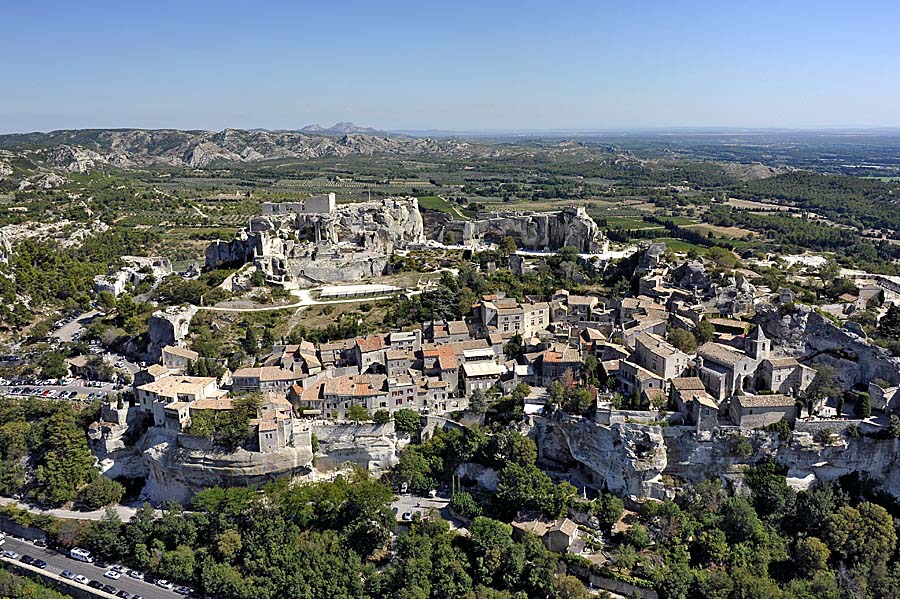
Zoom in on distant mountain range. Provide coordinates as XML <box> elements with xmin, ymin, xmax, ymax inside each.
<box><xmin>0</xmin><ymin>127</ymin><xmax>604</xmax><ymax>182</ymax></box>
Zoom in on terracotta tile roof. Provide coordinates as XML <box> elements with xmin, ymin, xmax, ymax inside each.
<box><xmin>356</xmin><ymin>335</ymin><xmax>385</xmax><ymax>353</ymax></box>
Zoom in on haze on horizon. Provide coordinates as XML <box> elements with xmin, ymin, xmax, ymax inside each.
<box><xmin>2</xmin><ymin>0</ymin><xmax>899</xmax><ymax>134</ymax></box>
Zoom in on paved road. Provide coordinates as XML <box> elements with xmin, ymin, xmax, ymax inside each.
<box><xmin>198</xmin><ymin>288</ymin><xmax>400</xmax><ymax>313</ymax></box>
<box><xmin>0</xmin><ymin>535</ymin><xmax>179</xmax><ymax>599</ymax></box>
<box><xmin>0</xmin><ymin>497</ymin><xmax>147</xmax><ymax>522</ymax></box>
<box><xmin>391</xmin><ymin>494</ymin><xmax>468</xmax><ymax>534</ymax></box>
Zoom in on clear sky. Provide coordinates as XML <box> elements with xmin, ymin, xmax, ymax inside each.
<box><xmin>2</xmin><ymin>0</ymin><xmax>899</xmax><ymax>133</ymax></box>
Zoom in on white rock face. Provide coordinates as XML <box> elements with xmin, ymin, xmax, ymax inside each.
<box><xmin>536</xmin><ymin>413</ymin><xmax>670</xmax><ymax>498</ymax></box>
<box><xmin>205</xmin><ymin>197</ymin><xmax>425</xmax><ymax>288</ymax></box>
<box><xmin>147</xmin><ymin>305</ymin><xmax>198</xmax><ymax>362</ymax></box>
<box><xmin>758</xmin><ymin>306</ymin><xmax>900</xmax><ymax>388</ymax></box>
<box><xmin>312</xmin><ymin>422</ymin><xmax>408</xmax><ymax>473</ymax></box>
<box><xmin>139</xmin><ymin>429</ymin><xmax>314</xmax><ymax>504</ymax></box>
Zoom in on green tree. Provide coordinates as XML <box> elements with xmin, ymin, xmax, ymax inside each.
<box><xmin>854</xmin><ymin>392</ymin><xmax>872</xmax><ymax>419</ymax></box>
<box><xmin>33</xmin><ymin>404</ymin><xmax>94</xmax><ymax>506</ymax></box>
<box><xmin>450</xmin><ymin>490</ymin><xmax>482</xmax><ymax>520</ymax></box>
<box><xmin>346</xmin><ymin>403</ymin><xmax>369</xmax><ymax>423</ymax></box>
<box><xmin>695</xmin><ymin>319</ymin><xmax>715</xmax><ymax>344</ymax></box>
<box><xmin>77</xmin><ymin>475</ymin><xmax>125</xmax><ymax>509</ymax></box>
<box><xmin>372</xmin><ymin>409</ymin><xmax>391</xmax><ymax>425</ymax></box>
<box><xmin>668</xmin><ymin>328</ymin><xmax>698</xmax><ymax>353</ymax></box>
<box><xmin>499</xmin><ymin>236</ymin><xmax>518</xmax><ymax>257</ymax></box>
<box><xmin>592</xmin><ymin>493</ymin><xmax>624</xmax><ymax>530</ymax></box>
<box><xmin>469</xmin><ymin>389</ymin><xmax>488</xmax><ymax>414</ymax></box>
<box><xmin>159</xmin><ymin>544</ymin><xmax>196</xmax><ymax>583</ymax></box>
<box><xmin>825</xmin><ymin>502</ymin><xmax>896</xmax><ymax>568</ymax></box>
<box><xmin>394</xmin><ymin>408</ymin><xmax>421</xmax><ymax>434</ymax></box>
<box><xmin>625</xmin><ymin>524</ymin><xmax>651</xmax><ymax>549</ymax></box>
<box><xmin>217</xmin><ymin>528</ymin><xmax>243</xmax><ymax>562</ymax></box>
<box><xmin>794</xmin><ymin>536</ymin><xmax>831</xmax><ymax>577</ymax></box>
<box><xmin>805</xmin><ymin>365</ymin><xmax>839</xmax><ymax>408</ymax></box>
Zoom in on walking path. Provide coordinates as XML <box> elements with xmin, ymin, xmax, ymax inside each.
<box><xmin>0</xmin><ymin>496</ymin><xmax>153</xmax><ymax>521</ymax></box>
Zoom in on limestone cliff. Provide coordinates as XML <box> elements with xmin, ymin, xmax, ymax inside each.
<box><xmin>537</xmin><ymin>413</ymin><xmax>900</xmax><ymax>501</ymax></box>
<box><xmin>147</xmin><ymin>305</ymin><xmax>198</xmax><ymax>362</ymax></box>
<box><xmin>139</xmin><ymin>429</ymin><xmax>313</xmax><ymax>503</ymax></box>
<box><xmin>757</xmin><ymin>306</ymin><xmax>900</xmax><ymax>388</ymax></box>
<box><xmin>536</xmin><ymin>413</ymin><xmax>669</xmax><ymax>498</ymax></box>
<box><xmin>434</xmin><ymin>207</ymin><xmax>608</xmax><ymax>253</ymax></box>
<box><xmin>312</xmin><ymin>422</ymin><xmax>407</xmax><ymax>473</ymax></box>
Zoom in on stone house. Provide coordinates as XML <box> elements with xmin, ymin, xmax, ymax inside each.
<box><xmin>161</xmin><ymin>345</ymin><xmax>199</xmax><ymax>371</ymax></box>
<box><xmin>618</xmin><ymin>360</ymin><xmax>665</xmax><ymax>398</ymax></box>
<box><xmin>729</xmin><ymin>394</ymin><xmax>797</xmax><ymax>428</ymax></box>
<box><xmin>511</xmin><ymin>516</ymin><xmax>579</xmax><ymax>553</ymax></box>
<box><xmin>385</xmin><ymin>349</ymin><xmax>413</xmax><ymax>377</ymax></box>
<box><xmin>354</xmin><ymin>335</ymin><xmax>387</xmax><ymax>373</ymax></box>
<box><xmin>537</xmin><ymin>345</ymin><xmax>582</xmax><ymax>386</ymax></box>
<box><xmin>757</xmin><ymin>357</ymin><xmax>816</xmax><ymax>396</ymax></box>
<box><xmin>135</xmin><ymin>375</ymin><xmax>225</xmax><ymax>430</ymax></box>
<box><xmin>318</xmin><ymin>339</ymin><xmax>355</xmax><ymax>369</ymax></box>
<box><xmin>231</xmin><ymin>366</ymin><xmax>302</xmax><ymax>394</ymax></box>
<box><xmin>634</xmin><ymin>332</ymin><xmax>691</xmax><ymax>381</ymax></box>
<box><xmin>461</xmin><ymin>361</ymin><xmax>505</xmax><ymax>395</ymax></box>
<box><xmin>691</xmin><ymin>393</ymin><xmax>719</xmax><ymax>431</ymax></box>
<box><xmin>388</xmin><ymin>330</ymin><xmax>422</xmax><ymax>353</ymax></box>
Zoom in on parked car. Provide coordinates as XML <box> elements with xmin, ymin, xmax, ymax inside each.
<box><xmin>126</xmin><ymin>569</ymin><xmax>144</xmax><ymax>580</ymax></box>
<box><xmin>104</xmin><ymin>570</ymin><xmax>121</xmax><ymax>580</ymax></box>
<box><xmin>74</xmin><ymin>574</ymin><xmax>90</xmax><ymax>584</ymax></box>
<box><xmin>32</xmin><ymin>539</ymin><xmax>46</xmax><ymax>547</ymax></box>
<box><xmin>19</xmin><ymin>555</ymin><xmax>34</xmax><ymax>565</ymax></box>
<box><xmin>88</xmin><ymin>580</ymin><xmax>104</xmax><ymax>589</ymax></box>
<box><xmin>2</xmin><ymin>550</ymin><xmax>20</xmax><ymax>559</ymax></box>
<box><xmin>175</xmin><ymin>586</ymin><xmax>192</xmax><ymax>595</ymax></box>
<box><xmin>33</xmin><ymin>558</ymin><xmax>47</xmax><ymax>569</ymax></box>
<box><xmin>61</xmin><ymin>570</ymin><xmax>77</xmax><ymax>580</ymax></box>
<box><xmin>157</xmin><ymin>579</ymin><xmax>175</xmax><ymax>590</ymax></box>
<box><xmin>103</xmin><ymin>584</ymin><xmax>118</xmax><ymax>594</ymax></box>
<box><xmin>117</xmin><ymin>591</ymin><xmax>133</xmax><ymax>599</ymax></box>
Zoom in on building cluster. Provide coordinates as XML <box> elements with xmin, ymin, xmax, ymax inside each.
<box><xmin>131</xmin><ymin>242</ymin><xmax>838</xmax><ymax>453</ymax></box>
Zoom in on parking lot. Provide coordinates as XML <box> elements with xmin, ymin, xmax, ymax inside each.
<box><xmin>0</xmin><ymin>382</ymin><xmax>112</xmax><ymax>402</ymax></box>
<box><xmin>1</xmin><ymin>534</ymin><xmax>191</xmax><ymax>599</ymax></box>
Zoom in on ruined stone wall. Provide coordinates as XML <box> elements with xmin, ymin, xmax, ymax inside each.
<box><xmin>205</xmin><ymin>197</ymin><xmax>424</xmax><ymax>287</ymax></box>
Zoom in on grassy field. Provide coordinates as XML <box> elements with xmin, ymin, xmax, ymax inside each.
<box><xmin>417</xmin><ymin>195</ymin><xmax>466</xmax><ymax>218</ymax></box>
<box><xmin>683</xmin><ymin>223</ymin><xmax>755</xmax><ymax>239</ymax></box>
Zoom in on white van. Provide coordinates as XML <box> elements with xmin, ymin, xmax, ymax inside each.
<box><xmin>69</xmin><ymin>547</ymin><xmax>93</xmax><ymax>563</ymax></box>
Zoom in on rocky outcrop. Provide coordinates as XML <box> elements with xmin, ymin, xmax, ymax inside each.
<box><xmin>757</xmin><ymin>306</ymin><xmax>900</xmax><ymax>388</ymax></box>
<box><xmin>435</xmin><ymin>207</ymin><xmax>608</xmax><ymax>253</ymax></box>
<box><xmin>147</xmin><ymin>305</ymin><xmax>198</xmax><ymax>362</ymax></box>
<box><xmin>205</xmin><ymin>197</ymin><xmax>425</xmax><ymax>288</ymax></box>
<box><xmin>140</xmin><ymin>429</ymin><xmax>313</xmax><ymax>503</ymax></box>
<box><xmin>312</xmin><ymin>422</ymin><xmax>408</xmax><ymax>473</ymax></box>
<box><xmin>538</xmin><ymin>412</ymin><xmax>900</xmax><ymax>501</ymax></box>
<box><xmin>535</xmin><ymin>413</ymin><xmax>669</xmax><ymax>498</ymax></box>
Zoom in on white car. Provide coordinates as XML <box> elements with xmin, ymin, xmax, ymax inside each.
<box><xmin>2</xmin><ymin>550</ymin><xmax>20</xmax><ymax>559</ymax></box>
<box><xmin>103</xmin><ymin>570</ymin><xmax>121</xmax><ymax>580</ymax></box>
<box><xmin>157</xmin><ymin>579</ymin><xmax>175</xmax><ymax>590</ymax></box>
<box><xmin>74</xmin><ymin>575</ymin><xmax>90</xmax><ymax>584</ymax></box>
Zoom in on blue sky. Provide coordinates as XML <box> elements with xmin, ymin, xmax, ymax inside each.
<box><xmin>2</xmin><ymin>0</ymin><xmax>899</xmax><ymax>133</ymax></box>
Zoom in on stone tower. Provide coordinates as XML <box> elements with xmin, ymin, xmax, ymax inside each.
<box><xmin>745</xmin><ymin>325</ymin><xmax>770</xmax><ymax>360</ymax></box>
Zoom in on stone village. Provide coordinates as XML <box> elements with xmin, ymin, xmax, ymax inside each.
<box><xmin>84</xmin><ymin>194</ymin><xmax>900</xmax><ymax>515</ymax></box>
